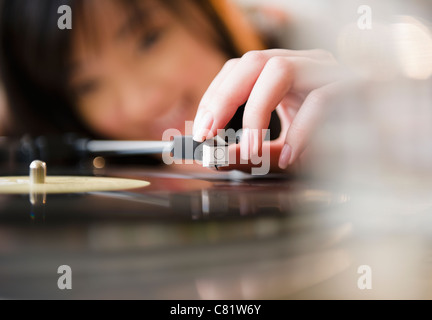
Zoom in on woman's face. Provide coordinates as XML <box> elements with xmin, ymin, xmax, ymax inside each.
<box><xmin>69</xmin><ymin>0</ymin><xmax>227</xmax><ymax>140</ymax></box>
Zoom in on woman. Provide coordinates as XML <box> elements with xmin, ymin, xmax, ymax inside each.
<box><xmin>0</xmin><ymin>0</ymin><xmax>342</xmax><ymax>171</ymax></box>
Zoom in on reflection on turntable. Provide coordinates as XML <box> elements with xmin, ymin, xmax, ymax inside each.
<box><xmin>0</xmin><ymin>162</ymin><xmax>356</xmax><ymax>299</ymax></box>
<box><xmin>0</xmin><ymin>161</ymin><xmax>345</xmax><ymax>224</ymax></box>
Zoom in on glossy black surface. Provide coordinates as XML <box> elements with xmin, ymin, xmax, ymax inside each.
<box><xmin>1</xmin><ymin>164</ymin><xmax>431</xmax><ymax>299</ymax></box>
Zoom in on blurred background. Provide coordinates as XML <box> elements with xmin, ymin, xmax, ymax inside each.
<box><xmin>234</xmin><ymin>0</ymin><xmax>432</xmax><ymax>179</ymax></box>
<box><xmin>0</xmin><ymin>0</ymin><xmax>432</xmax><ymax>300</ymax></box>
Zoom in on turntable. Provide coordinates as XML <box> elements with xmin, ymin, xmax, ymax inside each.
<box><xmin>1</xmin><ymin>135</ymin><xmax>431</xmax><ymax>300</ymax></box>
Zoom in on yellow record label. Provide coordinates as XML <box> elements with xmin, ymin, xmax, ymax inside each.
<box><xmin>0</xmin><ymin>176</ymin><xmax>150</xmax><ymax>194</ymax></box>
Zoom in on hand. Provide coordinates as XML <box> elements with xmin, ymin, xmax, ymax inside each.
<box><xmin>193</xmin><ymin>49</ymin><xmax>346</xmax><ymax>172</ymax></box>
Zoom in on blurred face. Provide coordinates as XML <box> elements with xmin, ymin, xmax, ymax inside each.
<box><xmin>69</xmin><ymin>0</ymin><xmax>227</xmax><ymax>140</ymax></box>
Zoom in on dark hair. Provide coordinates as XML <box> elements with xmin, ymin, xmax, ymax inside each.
<box><xmin>0</xmin><ymin>0</ymin><xmax>241</xmax><ymax>137</ymax></box>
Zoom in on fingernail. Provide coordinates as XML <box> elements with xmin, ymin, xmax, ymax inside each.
<box><xmin>193</xmin><ymin>111</ymin><xmax>213</xmax><ymax>142</ymax></box>
<box><xmin>278</xmin><ymin>144</ymin><xmax>292</xmax><ymax>169</ymax></box>
<box><xmin>240</xmin><ymin>128</ymin><xmax>250</xmax><ymax>161</ymax></box>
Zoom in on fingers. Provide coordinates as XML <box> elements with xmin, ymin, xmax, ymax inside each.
<box><xmin>241</xmin><ymin>56</ymin><xmax>295</xmax><ymax>159</ymax></box>
<box><xmin>193</xmin><ymin>58</ymin><xmax>239</xmax><ymax>139</ymax></box>
<box><xmin>193</xmin><ymin>50</ymin><xmax>338</xmax><ymax>143</ymax></box>
<box><xmin>232</xmin><ymin>56</ymin><xmax>337</xmax><ymax>160</ymax></box>
<box><xmin>192</xmin><ymin>48</ymin><xmax>344</xmax><ymax>174</ymax></box>
<box><xmin>193</xmin><ymin>51</ymin><xmax>270</xmax><ymax>142</ymax></box>
<box><xmin>278</xmin><ymin>81</ymin><xmax>343</xmax><ymax>169</ymax></box>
